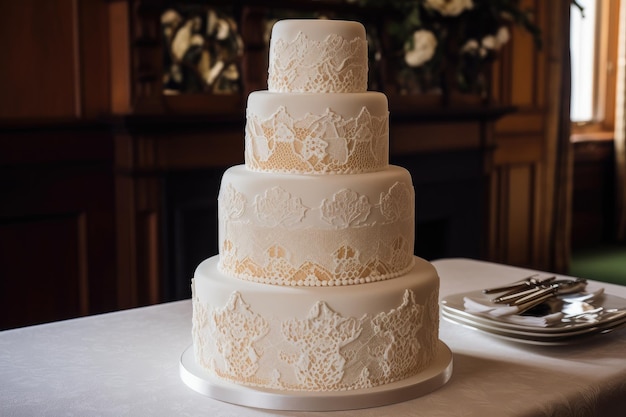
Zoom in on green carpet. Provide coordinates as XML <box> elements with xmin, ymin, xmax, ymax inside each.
<box><xmin>570</xmin><ymin>244</ymin><xmax>626</xmax><ymax>286</ymax></box>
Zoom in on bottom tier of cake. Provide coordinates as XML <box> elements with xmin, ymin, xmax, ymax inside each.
<box><xmin>191</xmin><ymin>256</ymin><xmax>440</xmax><ymax>392</ymax></box>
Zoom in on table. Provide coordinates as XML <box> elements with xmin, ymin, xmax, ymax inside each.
<box><xmin>2</xmin><ymin>258</ymin><xmax>625</xmax><ymax>416</ymax></box>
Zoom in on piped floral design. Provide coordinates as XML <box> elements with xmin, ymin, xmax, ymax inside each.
<box><xmin>254</xmin><ymin>187</ymin><xmax>308</xmax><ymax>227</ymax></box>
<box><xmin>220</xmin><ymin>183</ymin><xmax>246</xmax><ymax>220</ymax></box>
<box><xmin>320</xmin><ymin>189</ymin><xmax>371</xmax><ymax>229</ymax></box>
<box><xmin>380</xmin><ymin>182</ymin><xmax>413</xmax><ymax>222</ymax></box>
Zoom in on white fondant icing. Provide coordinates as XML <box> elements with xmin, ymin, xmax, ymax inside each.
<box><xmin>245</xmin><ymin>92</ymin><xmax>389</xmax><ymax>174</ymax></box>
<box><xmin>192</xmin><ymin>256</ymin><xmax>440</xmax><ymax>391</ymax></box>
<box><xmin>217</xmin><ymin>165</ymin><xmax>415</xmax><ymax>286</ymax></box>
<box><xmin>268</xmin><ymin>20</ymin><xmax>368</xmax><ymax>93</ymax></box>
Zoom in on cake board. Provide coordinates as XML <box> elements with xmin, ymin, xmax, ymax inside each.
<box><xmin>179</xmin><ymin>340</ymin><xmax>453</xmax><ymax>411</ymax></box>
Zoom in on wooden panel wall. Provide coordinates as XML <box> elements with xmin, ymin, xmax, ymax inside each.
<box><xmin>0</xmin><ymin>1</ymin><xmax>79</xmax><ymax>119</ymax></box>
<box><xmin>0</xmin><ymin>0</ymin><xmax>110</xmax><ymax>119</ymax></box>
<box><xmin>0</xmin><ymin>0</ymin><xmax>115</xmax><ymax>329</ymax></box>
<box><xmin>489</xmin><ymin>0</ymin><xmax>556</xmax><ymax>269</ymax></box>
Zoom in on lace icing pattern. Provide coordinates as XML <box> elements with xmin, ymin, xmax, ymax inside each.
<box><xmin>281</xmin><ymin>302</ymin><xmax>362</xmax><ymax>390</ymax></box>
<box><xmin>246</xmin><ymin>106</ymin><xmax>388</xmax><ymax>174</ymax></box>
<box><xmin>219</xmin><ymin>239</ymin><xmax>415</xmax><ymax>287</ymax></box>
<box><xmin>199</xmin><ymin>291</ymin><xmax>270</xmax><ymax>379</ymax></box>
<box><xmin>192</xmin><ymin>288</ymin><xmax>439</xmax><ymax>391</ymax></box>
<box><xmin>268</xmin><ymin>32</ymin><xmax>368</xmax><ymax>93</ymax></box>
<box><xmin>218</xmin><ymin>182</ymin><xmax>415</xmax><ymax>286</ymax></box>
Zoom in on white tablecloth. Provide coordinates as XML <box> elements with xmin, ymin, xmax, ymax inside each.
<box><xmin>2</xmin><ymin>258</ymin><xmax>626</xmax><ymax>416</ymax></box>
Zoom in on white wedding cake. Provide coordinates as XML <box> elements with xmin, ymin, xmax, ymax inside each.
<box><xmin>191</xmin><ymin>19</ymin><xmax>441</xmax><ymax>393</ymax></box>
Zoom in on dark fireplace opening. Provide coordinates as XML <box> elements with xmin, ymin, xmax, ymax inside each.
<box><xmin>161</xmin><ymin>170</ymin><xmax>221</xmax><ymax>302</ymax></box>
<box><xmin>416</xmin><ymin>219</ymin><xmax>449</xmax><ymax>261</ymax></box>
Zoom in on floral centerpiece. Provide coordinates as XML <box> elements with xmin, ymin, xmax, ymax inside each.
<box><xmin>355</xmin><ymin>0</ymin><xmax>541</xmax><ymax>100</ymax></box>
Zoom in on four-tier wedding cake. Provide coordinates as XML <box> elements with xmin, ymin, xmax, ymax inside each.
<box><xmin>189</xmin><ymin>19</ymin><xmax>446</xmax><ymax>399</ymax></box>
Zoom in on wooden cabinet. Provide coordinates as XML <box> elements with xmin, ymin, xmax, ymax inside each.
<box><xmin>571</xmin><ymin>134</ymin><xmax>616</xmax><ymax>249</ymax></box>
<box><xmin>0</xmin><ymin>123</ymin><xmax>116</xmax><ymax>329</ymax></box>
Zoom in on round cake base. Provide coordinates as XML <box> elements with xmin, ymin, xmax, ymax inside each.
<box><xmin>179</xmin><ymin>340</ymin><xmax>453</xmax><ymax>411</ymax></box>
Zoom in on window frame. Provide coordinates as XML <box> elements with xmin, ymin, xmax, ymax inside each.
<box><xmin>571</xmin><ymin>0</ymin><xmax>621</xmax><ymax>134</ymax></box>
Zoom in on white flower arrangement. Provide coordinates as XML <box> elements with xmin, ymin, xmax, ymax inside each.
<box><xmin>424</xmin><ymin>0</ymin><xmax>474</xmax><ymax>17</ymax></box>
<box><xmin>404</xmin><ymin>30</ymin><xmax>438</xmax><ymax>67</ymax></box>
<box><xmin>357</xmin><ymin>0</ymin><xmax>541</xmax><ymax>96</ymax></box>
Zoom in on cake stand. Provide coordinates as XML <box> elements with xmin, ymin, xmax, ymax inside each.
<box><xmin>179</xmin><ymin>340</ymin><xmax>452</xmax><ymax>411</ymax></box>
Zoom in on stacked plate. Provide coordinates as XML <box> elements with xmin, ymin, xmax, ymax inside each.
<box><xmin>441</xmin><ymin>289</ymin><xmax>626</xmax><ymax>345</ymax></box>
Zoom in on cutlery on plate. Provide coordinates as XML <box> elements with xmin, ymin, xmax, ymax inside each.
<box><xmin>482</xmin><ymin>275</ymin><xmax>555</xmax><ymax>294</ymax></box>
<box><xmin>487</xmin><ymin>277</ymin><xmax>588</xmax><ymax>305</ymax></box>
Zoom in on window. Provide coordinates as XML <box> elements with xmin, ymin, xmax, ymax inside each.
<box><xmin>570</xmin><ymin>0</ymin><xmax>597</xmax><ymax>122</ymax></box>
<box><xmin>570</xmin><ymin>0</ymin><xmax>621</xmax><ymax>130</ymax></box>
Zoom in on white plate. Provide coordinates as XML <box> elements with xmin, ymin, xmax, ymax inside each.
<box><xmin>441</xmin><ymin>289</ymin><xmax>626</xmax><ymax>334</ymax></box>
<box><xmin>442</xmin><ymin>303</ymin><xmax>626</xmax><ymax>337</ymax></box>
<box><xmin>442</xmin><ymin>305</ymin><xmax>626</xmax><ymax>338</ymax></box>
<box><xmin>442</xmin><ymin>309</ymin><xmax>626</xmax><ymax>345</ymax></box>
<box><xmin>441</xmin><ymin>308</ymin><xmax>626</xmax><ymax>343</ymax></box>
<box><xmin>180</xmin><ymin>341</ymin><xmax>453</xmax><ymax>411</ymax></box>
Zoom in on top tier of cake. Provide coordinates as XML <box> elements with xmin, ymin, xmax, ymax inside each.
<box><xmin>268</xmin><ymin>20</ymin><xmax>368</xmax><ymax>93</ymax></box>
